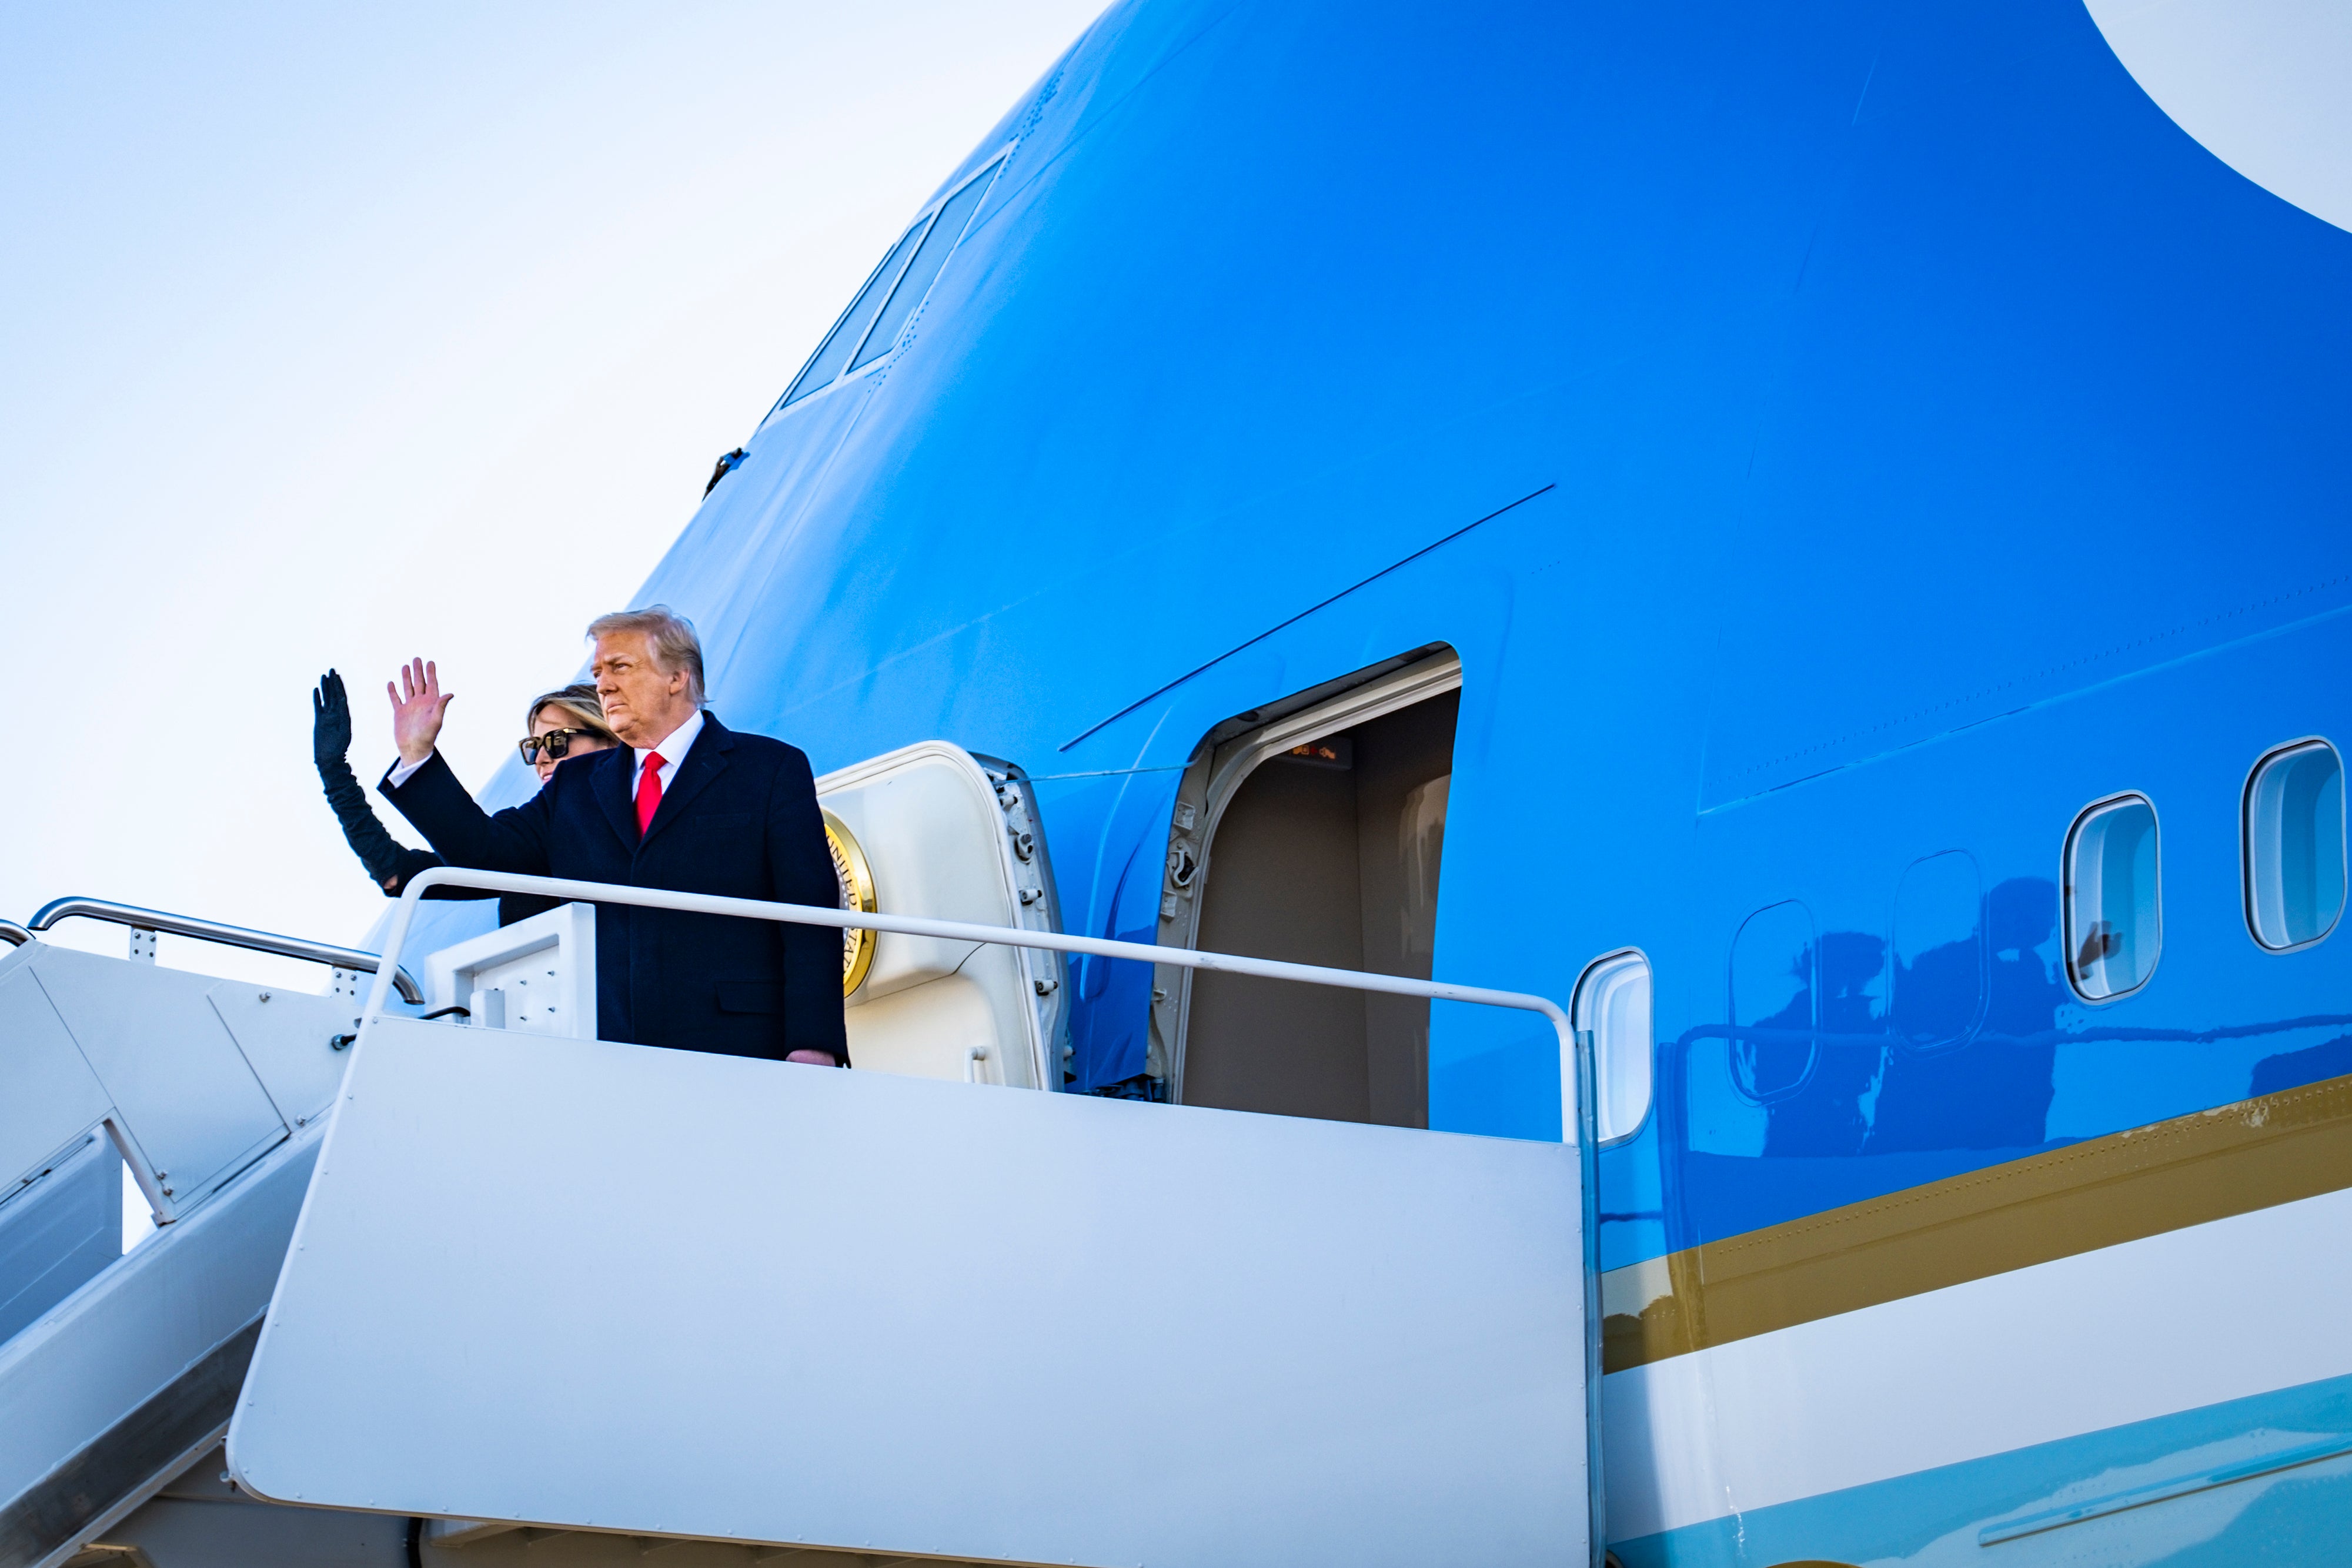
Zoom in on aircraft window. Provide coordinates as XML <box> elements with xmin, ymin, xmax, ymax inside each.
<box><xmin>2063</xmin><ymin>794</ymin><xmax>2161</xmax><ymax>1000</ymax></box>
<box><xmin>1891</xmin><ymin>851</ymin><xmax>1984</xmax><ymax>1049</ymax></box>
<box><xmin>848</xmin><ymin>159</ymin><xmax>1000</xmax><ymax>373</ymax></box>
<box><xmin>1575</xmin><ymin>951</ymin><xmax>1652</xmax><ymax>1145</ymax></box>
<box><xmin>1729</xmin><ymin>901</ymin><xmax>1816</xmax><ymax>1102</ymax></box>
<box><xmin>2244</xmin><ymin>740</ymin><xmax>2346</xmax><ymax>951</ymax></box>
<box><xmin>777</xmin><ymin>218</ymin><xmax>930</xmax><ymax>409</ymax></box>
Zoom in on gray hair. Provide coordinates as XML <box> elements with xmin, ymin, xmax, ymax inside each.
<box><xmin>586</xmin><ymin>605</ymin><xmax>706</xmax><ymax>704</ymax></box>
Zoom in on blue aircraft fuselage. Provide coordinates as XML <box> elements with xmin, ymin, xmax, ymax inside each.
<box><xmin>456</xmin><ymin>1</ymin><xmax>2352</xmax><ymax>1559</ymax></box>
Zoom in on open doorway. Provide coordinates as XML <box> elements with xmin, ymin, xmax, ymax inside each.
<box><xmin>1150</xmin><ymin>650</ymin><xmax>1460</xmax><ymax>1126</ymax></box>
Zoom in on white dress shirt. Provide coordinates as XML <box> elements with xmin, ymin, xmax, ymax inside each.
<box><xmin>628</xmin><ymin>708</ymin><xmax>705</xmax><ymax>803</ymax></box>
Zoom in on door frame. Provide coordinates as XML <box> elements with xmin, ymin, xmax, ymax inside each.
<box><xmin>1152</xmin><ymin>647</ymin><xmax>1464</xmax><ymax>1103</ymax></box>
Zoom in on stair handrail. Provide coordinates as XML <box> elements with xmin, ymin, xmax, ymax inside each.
<box><xmin>365</xmin><ymin>865</ymin><xmax>1578</xmax><ymax>1076</ymax></box>
<box><xmin>29</xmin><ymin>895</ymin><xmax>426</xmax><ymax>1004</ymax></box>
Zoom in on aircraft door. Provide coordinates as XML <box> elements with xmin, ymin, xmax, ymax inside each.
<box><xmin>1157</xmin><ymin>650</ymin><xmax>1462</xmax><ymax>1125</ymax></box>
<box><xmin>817</xmin><ymin>741</ymin><xmax>1070</xmax><ymax>1088</ymax></box>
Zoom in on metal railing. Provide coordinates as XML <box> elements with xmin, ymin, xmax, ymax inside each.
<box><xmin>30</xmin><ymin>896</ymin><xmax>425</xmax><ymax>1004</ymax></box>
<box><xmin>0</xmin><ymin>919</ymin><xmax>30</xmax><ymax>948</ymax></box>
<box><xmin>368</xmin><ymin>867</ymin><xmax>1579</xmax><ymax>1083</ymax></box>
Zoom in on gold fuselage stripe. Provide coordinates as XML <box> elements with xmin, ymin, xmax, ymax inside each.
<box><xmin>1602</xmin><ymin>1070</ymin><xmax>2352</xmax><ymax>1374</ymax></box>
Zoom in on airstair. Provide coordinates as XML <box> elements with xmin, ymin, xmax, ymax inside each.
<box><xmin>0</xmin><ymin>902</ymin><xmax>406</xmax><ymax>1568</ymax></box>
<box><xmin>0</xmin><ymin>744</ymin><xmax>1598</xmax><ymax>1568</ymax></box>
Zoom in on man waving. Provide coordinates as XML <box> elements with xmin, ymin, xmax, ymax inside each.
<box><xmin>380</xmin><ymin>606</ymin><xmax>848</xmax><ymax>1066</ymax></box>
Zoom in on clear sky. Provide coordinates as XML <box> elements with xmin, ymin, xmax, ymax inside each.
<box><xmin>9</xmin><ymin>0</ymin><xmax>2338</xmax><ymax>992</ymax></box>
<box><xmin>0</xmin><ymin>1</ymin><xmax>1104</xmax><ymax>982</ymax></box>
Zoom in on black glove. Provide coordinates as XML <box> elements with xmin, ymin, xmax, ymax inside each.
<box><xmin>313</xmin><ymin>668</ymin><xmax>410</xmax><ymax>890</ymax></box>
<box><xmin>312</xmin><ymin>668</ymin><xmax>355</xmax><ymax>768</ymax></box>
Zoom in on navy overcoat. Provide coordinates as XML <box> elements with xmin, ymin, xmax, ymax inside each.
<box><xmin>382</xmin><ymin>714</ymin><xmax>849</xmax><ymax>1063</ymax></box>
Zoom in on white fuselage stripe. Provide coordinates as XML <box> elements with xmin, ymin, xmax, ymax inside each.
<box><xmin>1601</xmin><ymin>1185</ymin><xmax>2352</xmax><ymax>1540</ymax></box>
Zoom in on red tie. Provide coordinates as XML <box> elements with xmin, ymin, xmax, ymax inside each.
<box><xmin>634</xmin><ymin>751</ymin><xmax>667</xmax><ymax>835</ymax></box>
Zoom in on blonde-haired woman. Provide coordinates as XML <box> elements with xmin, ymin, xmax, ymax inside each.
<box><xmin>311</xmin><ymin>672</ymin><xmax>617</xmax><ymax>925</ymax></box>
<box><xmin>513</xmin><ymin>683</ymin><xmax>620</xmax><ymax>784</ymax></box>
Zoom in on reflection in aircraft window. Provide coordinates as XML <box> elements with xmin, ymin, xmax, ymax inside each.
<box><xmin>2244</xmin><ymin>740</ymin><xmax>2346</xmax><ymax>951</ymax></box>
<box><xmin>1891</xmin><ymin>851</ymin><xmax>1984</xmax><ymax>1049</ymax></box>
<box><xmin>1576</xmin><ymin>951</ymin><xmax>1652</xmax><ymax>1144</ymax></box>
<box><xmin>850</xmin><ymin>160</ymin><xmax>1001</xmax><ymax>372</ymax></box>
<box><xmin>2064</xmin><ymin>794</ymin><xmax>2161</xmax><ymax>1001</ymax></box>
<box><xmin>1730</xmin><ymin>901</ymin><xmax>1816</xmax><ymax>1102</ymax></box>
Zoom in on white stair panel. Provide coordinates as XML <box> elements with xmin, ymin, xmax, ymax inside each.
<box><xmin>27</xmin><ymin>950</ymin><xmax>287</xmax><ymax>1216</ymax></box>
<box><xmin>0</xmin><ymin>1135</ymin><xmax>118</xmax><ymax>1349</ymax></box>
<box><xmin>0</xmin><ymin>962</ymin><xmax>112</xmax><ymax>1194</ymax></box>
<box><xmin>0</xmin><ymin>1132</ymin><xmax>319</xmax><ymax>1568</ymax></box>
<box><xmin>230</xmin><ymin>1017</ymin><xmax>1590</xmax><ymax>1567</ymax></box>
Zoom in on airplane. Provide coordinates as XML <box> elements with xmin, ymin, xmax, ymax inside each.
<box><xmin>2</xmin><ymin>1</ymin><xmax>2347</xmax><ymax>1565</ymax></box>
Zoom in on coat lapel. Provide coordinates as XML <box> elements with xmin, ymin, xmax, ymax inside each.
<box><xmin>592</xmin><ymin>745</ymin><xmax>639</xmax><ymax>850</ymax></box>
<box><xmin>638</xmin><ymin>715</ymin><xmax>734</xmax><ymax>850</ymax></box>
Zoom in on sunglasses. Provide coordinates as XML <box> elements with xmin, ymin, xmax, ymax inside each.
<box><xmin>518</xmin><ymin>727</ymin><xmax>600</xmax><ymax>764</ymax></box>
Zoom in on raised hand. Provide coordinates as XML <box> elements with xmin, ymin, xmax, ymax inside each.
<box><xmin>387</xmin><ymin>658</ymin><xmax>455</xmax><ymax>765</ymax></box>
<box><xmin>311</xmin><ymin>669</ymin><xmax>353</xmax><ymax>768</ymax></box>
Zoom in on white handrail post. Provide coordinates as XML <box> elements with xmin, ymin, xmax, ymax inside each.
<box><xmin>359</xmin><ymin>878</ymin><xmax>435</xmax><ymax>1030</ymax></box>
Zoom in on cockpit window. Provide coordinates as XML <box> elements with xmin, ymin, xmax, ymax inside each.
<box><xmin>777</xmin><ymin>219</ymin><xmax>928</xmax><ymax>409</ymax></box>
<box><xmin>849</xmin><ymin>162</ymin><xmax>997</xmax><ymax>373</ymax></box>
<box><xmin>771</xmin><ymin>158</ymin><xmax>1004</xmax><ymax>414</ymax></box>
